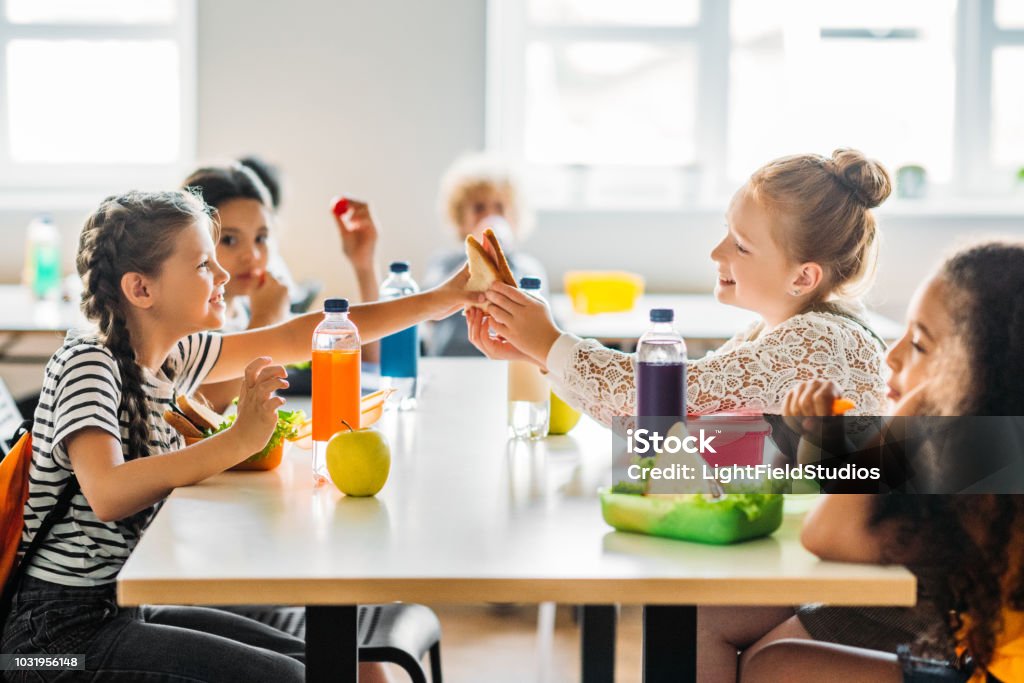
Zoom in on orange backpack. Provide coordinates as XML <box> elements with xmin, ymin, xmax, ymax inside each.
<box><xmin>0</xmin><ymin>423</ymin><xmax>33</xmax><ymax>587</ymax></box>
<box><xmin>960</xmin><ymin>609</ymin><xmax>1024</xmax><ymax>683</ymax></box>
<box><xmin>0</xmin><ymin>421</ymin><xmax>79</xmax><ymax>626</ymax></box>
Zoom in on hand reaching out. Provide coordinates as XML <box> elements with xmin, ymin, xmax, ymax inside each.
<box><xmin>230</xmin><ymin>357</ymin><xmax>288</xmax><ymax>458</ymax></box>
<box><xmin>466</xmin><ymin>307</ymin><xmax>539</xmax><ymax>365</ymax></box>
<box><xmin>334</xmin><ymin>199</ymin><xmax>378</xmax><ymax>272</ymax></box>
<box><xmin>432</xmin><ymin>261</ymin><xmax>481</xmax><ymax>320</ymax></box>
<box><xmin>479</xmin><ymin>282</ymin><xmax>562</xmax><ymax>366</ymax></box>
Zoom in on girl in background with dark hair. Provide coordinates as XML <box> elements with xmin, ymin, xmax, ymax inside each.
<box><xmin>713</xmin><ymin>241</ymin><xmax>1024</xmax><ymax>683</ymax></box>
<box><xmin>0</xmin><ymin>190</ymin><xmax>474</xmax><ymax>681</ymax></box>
<box><xmin>233</xmin><ymin>154</ymin><xmax>386</xmax><ymax>327</ymax></box>
<box><xmin>183</xmin><ymin>163</ymin><xmax>288</xmax><ymax>334</ymax></box>
<box><xmin>183</xmin><ymin>162</ymin><xmax>384</xmax><ymax>409</ymax></box>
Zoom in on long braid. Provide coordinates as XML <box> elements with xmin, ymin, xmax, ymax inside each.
<box><xmin>76</xmin><ymin>191</ymin><xmax>212</xmax><ymax>463</ymax></box>
<box><xmin>79</xmin><ymin>203</ymin><xmax>151</xmax><ymax>460</ymax></box>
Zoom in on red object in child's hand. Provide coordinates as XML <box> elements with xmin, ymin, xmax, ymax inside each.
<box><xmin>258</xmin><ymin>272</ymin><xmax>267</xmax><ymax>287</ymax></box>
<box><xmin>331</xmin><ymin>196</ymin><xmax>350</xmax><ymax>217</ymax></box>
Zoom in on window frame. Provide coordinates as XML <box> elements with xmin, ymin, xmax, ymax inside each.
<box><xmin>487</xmin><ymin>0</ymin><xmax>1022</xmax><ymax>210</ymax></box>
<box><xmin>0</xmin><ymin>0</ymin><xmax>197</xmax><ymax>197</ymax></box>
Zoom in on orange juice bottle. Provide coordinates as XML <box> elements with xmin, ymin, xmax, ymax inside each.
<box><xmin>312</xmin><ymin>298</ymin><xmax>361</xmax><ymax>485</ymax></box>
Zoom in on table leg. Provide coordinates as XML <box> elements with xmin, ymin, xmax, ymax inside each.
<box><xmin>580</xmin><ymin>604</ymin><xmax>616</xmax><ymax>683</ymax></box>
<box><xmin>306</xmin><ymin>605</ymin><xmax>358</xmax><ymax>683</ymax></box>
<box><xmin>643</xmin><ymin>605</ymin><xmax>696</xmax><ymax>683</ymax></box>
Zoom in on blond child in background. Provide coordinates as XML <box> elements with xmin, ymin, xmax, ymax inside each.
<box><xmin>424</xmin><ymin>153</ymin><xmax>547</xmax><ymax>356</ymax></box>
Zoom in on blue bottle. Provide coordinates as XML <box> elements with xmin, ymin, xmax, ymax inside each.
<box><xmin>380</xmin><ymin>261</ymin><xmax>419</xmax><ymax>410</ymax></box>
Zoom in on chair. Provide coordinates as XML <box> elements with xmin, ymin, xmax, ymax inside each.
<box><xmin>233</xmin><ymin>603</ymin><xmax>442</xmax><ymax>683</ymax></box>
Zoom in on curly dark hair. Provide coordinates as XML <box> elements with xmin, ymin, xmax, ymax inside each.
<box><xmin>874</xmin><ymin>495</ymin><xmax>1023</xmax><ymax>673</ymax></box>
<box><xmin>871</xmin><ymin>241</ymin><xmax>1024</xmax><ymax>672</ymax></box>
<box><xmin>938</xmin><ymin>241</ymin><xmax>1024</xmax><ymax>416</ymax></box>
<box><xmin>76</xmin><ymin>190</ymin><xmax>213</xmax><ymax>464</ymax></box>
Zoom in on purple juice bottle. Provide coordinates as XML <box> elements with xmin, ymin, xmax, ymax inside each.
<box><xmin>637</xmin><ymin>308</ymin><xmax>687</xmax><ymax>436</ymax></box>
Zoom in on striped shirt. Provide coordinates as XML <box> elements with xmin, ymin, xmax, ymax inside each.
<box><xmin>22</xmin><ymin>332</ymin><xmax>222</xmax><ymax>586</ymax></box>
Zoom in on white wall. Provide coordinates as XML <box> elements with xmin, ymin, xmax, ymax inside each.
<box><xmin>195</xmin><ymin>0</ymin><xmax>487</xmax><ymax>298</ymax></box>
<box><xmin>3</xmin><ymin>0</ymin><xmax>1023</xmax><ymax>399</ymax></box>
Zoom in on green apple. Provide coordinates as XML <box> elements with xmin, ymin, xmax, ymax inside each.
<box><xmin>326</xmin><ymin>424</ymin><xmax>391</xmax><ymax>497</ymax></box>
<box><xmin>548</xmin><ymin>391</ymin><xmax>582</xmax><ymax>435</ymax></box>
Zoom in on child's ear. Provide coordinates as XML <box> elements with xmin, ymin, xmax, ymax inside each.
<box><xmin>120</xmin><ymin>272</ymin><xmax>154</xmax><ymax>309</ymax></box>
<box><xmin>793</xmin><ymin>263</ymin><xmax>824</xmax><ymax>294</ymax></box>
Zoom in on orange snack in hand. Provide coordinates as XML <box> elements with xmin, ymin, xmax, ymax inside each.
<box><xmin>832</xmin><ymin>398</ymin><xmax>856</xmax><ymax>415</ymax></box>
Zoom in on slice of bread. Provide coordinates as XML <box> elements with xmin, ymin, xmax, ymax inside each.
<box><xmin>465</xmin><ymin>235</ymin><xmax>502</xmax><ymax>294</ymax></box>
<box><xmin>163</xmin><ymin>410</ymin><xmax>204</xmax><ymax>439</ymax></box>
<box><xmin>175</xmin><ymin>394</ymin><xmax>224</xmax><ymax>432</ymax></box>
<box><xmin>483</xmin><ymin>228</ymin><xmax>517</xmax><ymax>287</ymax></box>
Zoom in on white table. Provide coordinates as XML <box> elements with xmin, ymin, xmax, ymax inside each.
<box><xmin>551</xmin><ymin>293</ymin><xmax>903</xmax><ymax>353</ymax></box>
<box><xmin>0</xmin><ymin>285</ymin><xmax>88</xmax><ymax>363</ymax></box>
<box><xmin>118</xmin><ymin>359</ymin><xmax>915</xmax><ymax>682</ymax></box>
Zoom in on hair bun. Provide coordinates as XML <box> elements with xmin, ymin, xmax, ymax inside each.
<box><xmin>829</xmin><ymin>148</ymin><xmax>892</xmax><ymax>209</ymax></box>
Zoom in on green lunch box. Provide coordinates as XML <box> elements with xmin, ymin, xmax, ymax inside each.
<box><xmin>599</xmin><ymin>490</ymin><xmax>785</xmax><ymax>545</ymax></box>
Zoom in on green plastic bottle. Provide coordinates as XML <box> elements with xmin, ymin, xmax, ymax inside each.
<box><xmin>27</xmin><ymin>215</ymin><xmax>61</xmax><ymax>300</ymax></box>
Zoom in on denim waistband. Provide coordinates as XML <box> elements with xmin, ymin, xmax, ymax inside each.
<box><xmin>17</xmin><ymin>574</ymin><xmax>117</xmax><ymax>604</ymax></box>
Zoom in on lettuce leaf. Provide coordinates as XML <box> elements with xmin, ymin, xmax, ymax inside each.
<box><xmin>205</xmin><ymin>408</ymin><xmax>307</xmax><ymax>460</ymax></box>
<box><xmin>686</xmin><ymin>493</ymin><xmax>779</xmax><ymax>521</ymax></box>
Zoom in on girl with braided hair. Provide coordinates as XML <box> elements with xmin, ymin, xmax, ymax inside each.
<box><xmin>0</xmin><ymin>189</ymin><xmax>475</xmax><ymax>682</ymax></box>
<box><xmin>707</xmin><ymin>242</ymin><xmax>1024</xmax><ymax>683</ymax></box>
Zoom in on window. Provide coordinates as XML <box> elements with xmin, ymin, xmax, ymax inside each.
<box><xmin>991</xmin><ymin>0</ymin><xmax>1024</xmax><ymax>185</ymax></box>
<box><xmin>0</xmin><ymin>0</ymin><xmax>195</xmax><ymax>194</ymax></box>
<box><xmin>488</xmin><ymin>0</ymin><xmax>1024</xmax><ymax>208</ymax></box>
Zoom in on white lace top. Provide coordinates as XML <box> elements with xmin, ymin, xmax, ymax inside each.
<box><xmin>545</xmin><ymin>311</ymin><xmax>888</xmax><ymax>426</ymax></box>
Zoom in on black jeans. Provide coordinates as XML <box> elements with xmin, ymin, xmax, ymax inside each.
<box><xmin>1</xmin><ymin>576</ymin><xmax>304</xmax><ymax>682</ymax></box>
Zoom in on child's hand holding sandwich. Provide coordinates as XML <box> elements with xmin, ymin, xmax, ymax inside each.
<box><xmin>463</xmin><ymin>229</ymin><xmax>560</xmax><ymax>367</ymax></box>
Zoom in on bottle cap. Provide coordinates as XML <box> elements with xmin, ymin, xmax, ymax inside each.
<box><xmin>650</xmin><ymin>308</ymin><xmax>674</xmax><ymax>323</ymax></box>
<box><xmin>519</xmin><ymin>276</ymin><xmax>541</xmax><ymax>290</ymax></box>
<box><xmin>324</xmin><ymin>298</ymin><xmax>349</xmax><ymax>313</ymax></box>
<box><xmin>389</xmin><ymin>261</ymin><xmax>410</xmax><ymax>273</ymax></box>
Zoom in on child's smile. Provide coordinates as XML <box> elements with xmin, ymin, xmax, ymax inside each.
<box><xmin>148</xmin><ymin>218</ymin><xmax>231</xmax><ymax>335</ymax></box>
<box><xmin>710</xmin><ymin>184</ymin><xmax>815</xmax><ymax>327</ymax></box>
<box><xmin>209</xmin><ymin>288</ymin><xmax>226</xmax><ymax>312</ymax></box>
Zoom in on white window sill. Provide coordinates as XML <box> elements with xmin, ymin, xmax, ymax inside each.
<box><xmin>536</xmin><ymin>197</ymin><xmax>1024</xmax><ymax>221</ymax></box>
<box><xmin>0</xmin><ymin>189</ymin><xmax>112</xmax><ymax>212</ymax></box>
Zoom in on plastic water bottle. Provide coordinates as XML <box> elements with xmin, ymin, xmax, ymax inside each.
<box><xmin>380</xmin><ymin>261</ymin><xmax>420</xmax><ymax>410</ymax></box>
<box><xmin>24</xmin><ymin>215</ymin><xmax>61</xmax><ymax>300</ymax></box>
<box><xmin>636</xmin><ymin>308</ymin><xmax>687</xmax><ymax>436</ymax></box>
<box><xmin>508</xmin><ymin>277</ymin><xmax>550</xmax><ymax>439</ymax></box>
<box><xmin>312</xmin><ymin>298</ymin><xmax>361</xmax><ymax>486</ymax></box>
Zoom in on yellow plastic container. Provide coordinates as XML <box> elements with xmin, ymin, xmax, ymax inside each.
<box><xmin>564</xmin><ymin>271</ymin><xmax>644</xmax><ymax>314</ymax></box>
